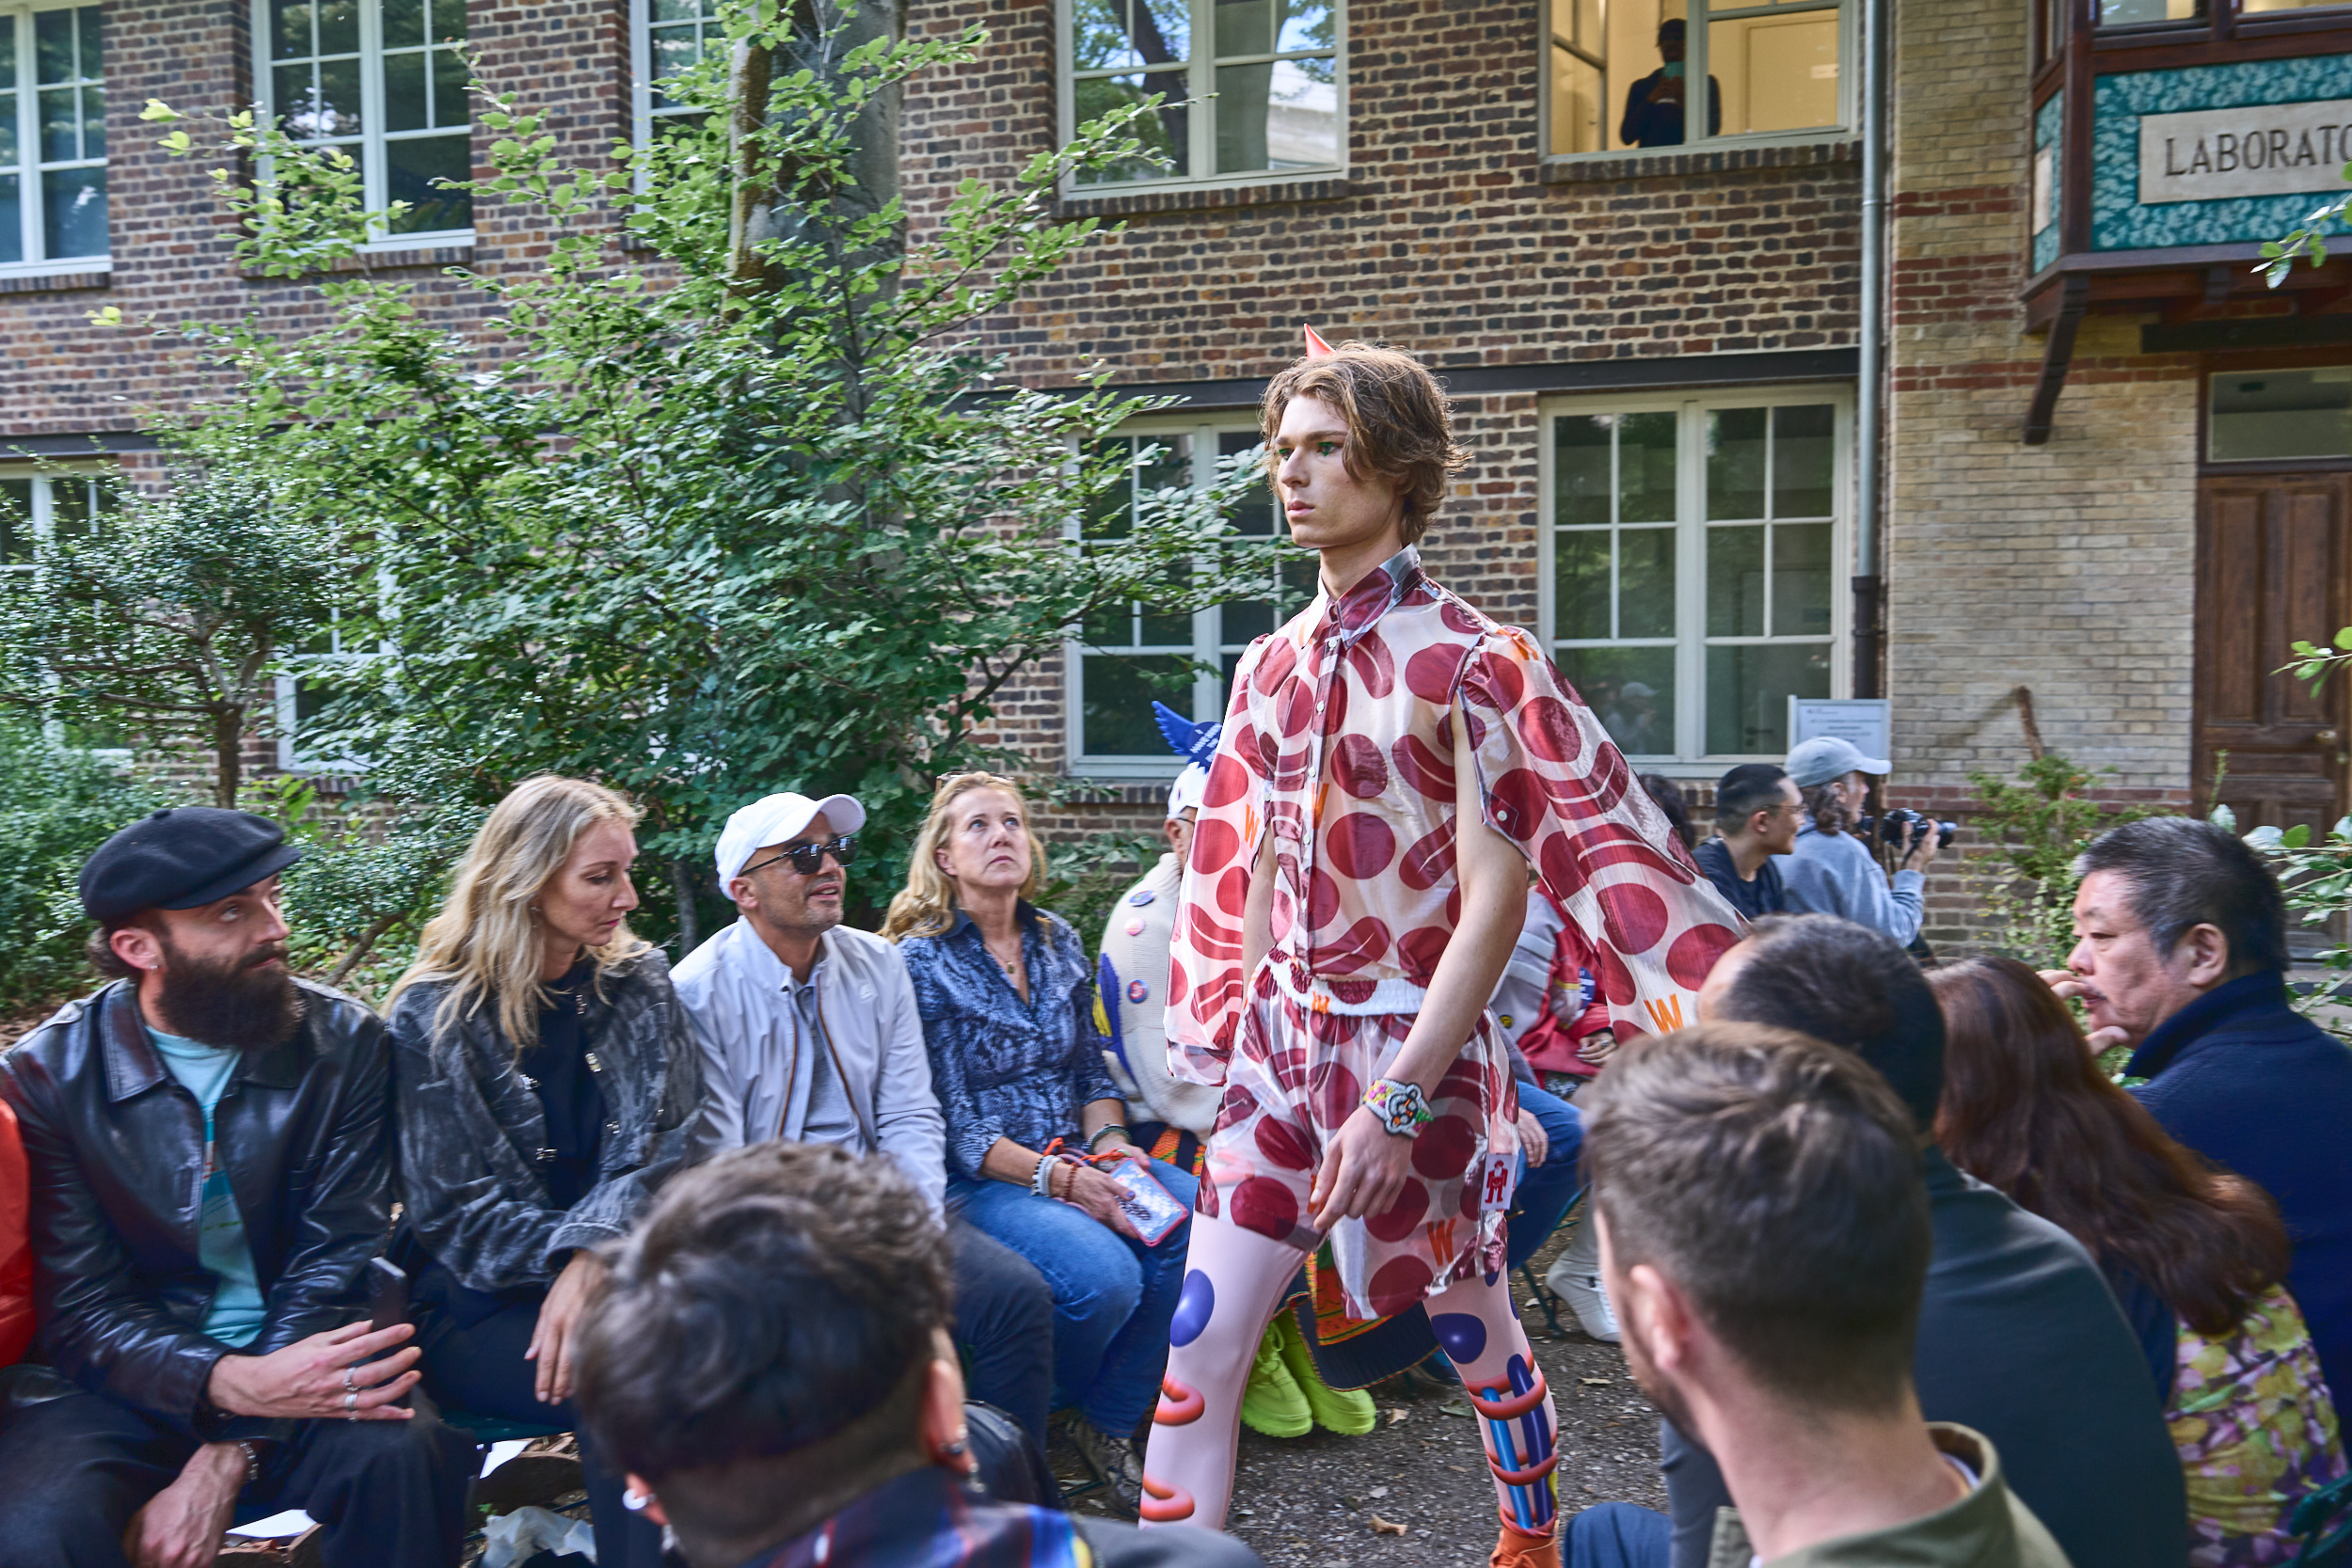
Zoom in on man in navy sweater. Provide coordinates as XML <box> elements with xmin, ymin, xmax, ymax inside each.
<box><xmin>2049</xmin><ymin>815</ymin><xmax>2352</xmax><ymax>1408</ymax></box>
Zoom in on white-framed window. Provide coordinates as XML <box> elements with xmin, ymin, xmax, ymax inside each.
<box><xmin>1060</xmin><ymin>0</ymin><xmax>1343</xmax><ymax>193</ymax></box>
<box><xmin>1541</xmin><ymin>388</ymin><xmax>1850</xmax><ymax>765</ymax></box>
<box><xmin>1545</xmin><ymin>0</ymin><xmax>1848</xmax><ymax>160</ymax></box>
<box><xmin>0</xmin><ymin>4</ymin><xmax>106</xmax><ymax>272</ymax></box>
<box><xmin>273</xmin><ymin>622</ymin><xmax>371</xmax><ymax>774</ymax></box>
<box><xmin>1068</xmin><ymin>420</ymin><xmax>1312</xmax><ymax>773</ymax></box>
<box><xmin>0</xmin><ymin>467</ymin><xmax>129</xmax><ymax>751</ymax></box>
<box><xmin>629</xmin><ymin>0</ymin><xmax>721</xmax><ymax>146</ymax></box>
<box><xmin>255</xmin><ymin>0</ymin><xmax>472</xmax><ymax>243</ymax></box>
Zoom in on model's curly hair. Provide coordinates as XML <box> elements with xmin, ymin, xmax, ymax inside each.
<box><xmin>1260</xmin><ymin>341</ymin><xmax>1469</xmax><ymax>546</ymax></box>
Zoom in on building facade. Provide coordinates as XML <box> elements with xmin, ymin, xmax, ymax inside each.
<box><xmin>1</xmin><ymin>0</ymin><xmax>2339</xmax><ymax>952</ymax></box>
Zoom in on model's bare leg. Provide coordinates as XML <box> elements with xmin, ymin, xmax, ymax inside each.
<box><xmin>1137</xmin><ymin>1213</ymin><xmax>1304</xmax><ymax>1530</ymax></box>
<box><xmin>1429</xmin><ymin>1269</ymin><xmax>1561</xmax><ymax>1564</ymax></box>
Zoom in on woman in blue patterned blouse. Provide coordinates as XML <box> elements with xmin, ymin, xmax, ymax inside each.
<box><xmin>884</xmin><ymin>772</ymin><xmax>1198</xmax><ymax>1508</ymax></box>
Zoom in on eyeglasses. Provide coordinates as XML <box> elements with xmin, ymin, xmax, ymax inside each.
<box><xmin>742</xmin><ymin>834</ymin><xmax>859</xmax><ymax>878</ymax></box>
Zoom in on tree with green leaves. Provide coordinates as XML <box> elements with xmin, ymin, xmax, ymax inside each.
<box><xmin>0</xmin><ymin>444</ymin><xmax>351</xmax><ymax>809</ymax></box>
<box><xmin>138</xmin><ymin>1</ymin><xmax>1271</xmax><ymax>948</ymax></box>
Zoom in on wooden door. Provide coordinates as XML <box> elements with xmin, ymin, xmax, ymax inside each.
<box><xmin>2195</xmin><ymin>472</ymin><xmax>2349</xmax><ymax>851</ymax></box>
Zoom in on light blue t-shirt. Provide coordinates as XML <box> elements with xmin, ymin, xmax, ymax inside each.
<box><xmin>150</xmin><ymin>1028</ymin><xmax>267</xmax><ymax>1349</ymax></box>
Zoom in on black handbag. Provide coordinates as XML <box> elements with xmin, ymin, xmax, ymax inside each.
<box><xmin>964</xmin><ymin>1399</ymin><xmax>1062</xmax><ymax>1511</ymax></box>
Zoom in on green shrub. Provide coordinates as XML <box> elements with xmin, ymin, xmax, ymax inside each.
<box><xmin>0</xmin><ymin>721</ymin><xmax>175</xmax><ymax>1011</ymax></box>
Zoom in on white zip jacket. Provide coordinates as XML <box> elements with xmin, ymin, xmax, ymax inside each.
<box><xmin>674</xmin><ymin>919</ymin><xmax>946</xmax><ymax>1212</ymax></box>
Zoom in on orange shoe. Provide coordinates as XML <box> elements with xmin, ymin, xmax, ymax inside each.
<box><xmin>1489</xmin><ymin>1521</ymin><xmax>1558</xmax><ymax>1568</ymax></box>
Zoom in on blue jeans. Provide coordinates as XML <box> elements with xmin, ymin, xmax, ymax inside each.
<box><xmin>950</xmin><ymin>1157</ymin><xmax>1199</xmax><ymax>1433</ymax></box>
<box><xmin>1565</xmin><ymin>1501</ymin><xmax>1672</xmax><ymax>1568</ymax></box>
<box><xmin>1508</xmin><ymin>1079</ymin><xmax>1586</xmax><ymax>1275</ymax></box>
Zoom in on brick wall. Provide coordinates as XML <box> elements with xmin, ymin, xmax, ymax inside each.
<box><xmin>1884</xmin><ymin>0</ymin><xmax>2200</xmax><ymax>815</ymax></box>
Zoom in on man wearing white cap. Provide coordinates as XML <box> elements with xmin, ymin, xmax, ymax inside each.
<box><xmin>1775</xmin><ymin>736</ymin><xmax>1942</xmax><ymax>946</ymax></box>
<box><xmin>673</xmin><ymin>792</ymin><xmax>1055</xmax><ymax>1445</ymax></box>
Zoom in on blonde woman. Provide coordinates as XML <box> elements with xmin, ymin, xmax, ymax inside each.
<box><xmin>884</xmin><ymin>773</ymin><xmax>1196</xmax><ymax>1509</ymax></box>
<box><xmin>386</xmin><ymin>777</ymin><xmax>701</xmax><ymax>1568</ymax></box>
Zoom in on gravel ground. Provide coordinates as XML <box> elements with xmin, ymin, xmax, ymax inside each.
<box><xmin>1054</xmin><ymin>1225</ymin><xmax>1668</xmax><ymax>1566</ymax></box>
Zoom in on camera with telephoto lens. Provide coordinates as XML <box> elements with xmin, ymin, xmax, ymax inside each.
<box><xmin>1855</xmin><ymin>807</ymin><xmax>1958</xmax><ymax>854</ymax></box>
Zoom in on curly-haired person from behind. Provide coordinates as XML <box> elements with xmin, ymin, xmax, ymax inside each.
<box><xmin>571</xmin><ymin>1142</ymin><xmax>1264</xmax><ymax>1568</ymax></box>
<box><xmin>1571</xmin><ymin>1022</ymin><xmax>2067</xmax><ymax>1568</ymax></box>
<box><xmin>1933</xmin><ymin>956</ymin><xmax>2346</xmax><ymax>1566</ymax></box>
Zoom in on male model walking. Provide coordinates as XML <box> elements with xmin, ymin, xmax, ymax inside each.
<box><xmin>1140</xmin><ymin>332</ymin><xmax>1740</xmax><ymax>1568</ymax></box>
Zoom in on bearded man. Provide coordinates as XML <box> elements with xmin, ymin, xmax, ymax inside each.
<box><xmin>0</xmin><ymin>807</ymin><xmax>474</xmax><ymax>1568</ymax></box>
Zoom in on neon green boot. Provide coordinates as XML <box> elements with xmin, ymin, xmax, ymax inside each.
<box><xmin>1238</xmin><ymin>1320</ymin><xmax>1312</xmax><ymax>1437</ymax></box>
<box><xmin>1273</xmin><ymin>1310</ymin><xmax>1378</xmax><ymax>1435</ymax></box>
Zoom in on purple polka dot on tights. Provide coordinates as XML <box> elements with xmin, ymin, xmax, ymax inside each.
<box><xmin>1170</xmin><ymin>1269</ymin><xmax>1216</xmax><ymax>1348</ymax></box>
<box><xmin>1431</xmin><ymin>1311</ymin><xmax>1487</xmax><ymax>1366</ymax></box>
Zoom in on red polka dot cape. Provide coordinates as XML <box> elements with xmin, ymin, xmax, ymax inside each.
<box><xmin>1168</xmin><ymin>547</ymin><xmax>1743</xmax><ymax>1318</ymax></box>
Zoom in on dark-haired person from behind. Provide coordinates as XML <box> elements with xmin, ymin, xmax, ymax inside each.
<box><xmin>1693</xmin><ymin>764</ymin><xmax>1797</xmax><ymax>920</ymax></box>
<box><xmin>573</xmin><ymin>1142</ymin><xmax>1264</xmax><ymax>1568</ymax></box>
<box><xmin>1634</xmin><ymin>913</ymin><xmax>2187</xmax><ymax>1568</ymax></box>
<box><xmin>2050</xmin><ymin>816</ymin><xmax>2352</xmax><ymax>1415</ymax></box>
<box><xmin>1569</xmin><ymin>1022</ymin><xmax>2067</xmax><ymax>1568</ymax></box>
<box><xmin>1933</xmin><ymin>955</ymin><xmax>2345</xmax><ymax>1565</ymax></box>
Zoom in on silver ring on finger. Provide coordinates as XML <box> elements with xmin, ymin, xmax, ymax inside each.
<box><xmin>342</xmin><ymin>1390</ymin><xmax>358</xmax><ymax>1413</ymax></box>
<box><xmin>342</xmin><ymin>1366</ymin><xmax>357</xmax><ymax>1393</ymax></box>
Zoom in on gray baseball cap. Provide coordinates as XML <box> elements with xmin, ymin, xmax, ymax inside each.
<box><xmin>1785</xmin><ymin>736</ymin><xmax>1892</xmax><ymax>789</ymax></box>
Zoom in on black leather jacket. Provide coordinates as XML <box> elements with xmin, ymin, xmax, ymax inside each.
<box><xmin>0</xmin><ymin>979</ymin><xmax>391</xmax><ymax>1440</ymax></box>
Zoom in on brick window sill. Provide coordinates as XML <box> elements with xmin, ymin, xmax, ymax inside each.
<box><xmin>1539</xmin><ymin>139</ymin><xmax>1860</xmax><ymax>183</ymax></box>
<box><xmin>1057</xmin><ymin>175</ymin><xmax>1351</xmax><ymax>219</ymax></box>
<box><xmin>0</xmin><ymin>266</ymin><xmax>110</xmax><ymax>294</ymax></box>
<box><xmin>239</xmin><ymin>240</ymin><xmax>474</xmax><ymax>281</ymax></box>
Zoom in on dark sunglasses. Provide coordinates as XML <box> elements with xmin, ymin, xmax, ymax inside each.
<box><xmin>742</xmin><ymin>834</ymin><xmax>859</xmax><ymax>878</ymax></box>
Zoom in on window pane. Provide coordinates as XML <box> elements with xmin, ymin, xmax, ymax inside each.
<box><xmin>50</xmin><ymin>475</ymin><xmax>103</xmax><ymax>542</ymax></box>
<box><xmin>1614</xmin><ymin>2</ymin><xmax>1709</xmax><ymax>150</ymax></box>
<box><xmin>271</xmin><ymin>1</ymin><xmax>314</xmax><ymax>60</ymax></box>
<box><xmin>1279</xmin><ymin>0</ymin><xmax>1334</xmax><ymax>53</ymax></box>
<box><xmin>1085</xmin><ymin>654</ymin><xmax>1195</xmax><ymax>753</ymax></box>
<box><xmin>317</xmin><ymin>0</ymin><xmax>360</xmax><ymax>55</ymax></box>
<box><xmin>383</xmin><ymin>0</ymin><xmax>422</xmax><ymax>44</ymax></box>
<box><xmin>0</xmin><ymin>26</ymin><xmax>14</xmax><ymax>105</ymax></box>
<box><xmin>653</xmin><ymin>28</ymin><xmax>705</xmax><ymax>103</ymax></box>
<box><xmin>1074</xmin><ymin>71</ymin><xmax>1189</xmax><ymax>183</ymax></box>
<box><xmin>1707</xmin><ymin>642</ymin><xmax>1830</xmax><ymax>755</ymax></box>
<box><xmin>1555</xmin><ymin>528</ymin><xmax>1611</xmax><ymax>636</ymax></box>
<box><xmin>1618</xmin><ymin>525</ymin><xmax>1677</xmax><ymax>638</ymax></box>
<box><xmin>1216</xmin><ymin>57</ymin><xmax>1336</xmax><ymax>173</ymax></box>
<box><xmin>1562</xmin><ymin>645</ymin><xmax>1675</xmax><ymax>756</ymax></box>
<box><xmin>42</xmin><ymin>166</ymin><xmax>103</xmax><ymax>259</ymax></box>
<box><xmin>432</xmin><ymin>46</ymin><xmax>469</xmax><ymax>128</ymax></box>
<box><xmin>1216</xmin><ymin>0</ymin><xmax>1274</xmax><ymax>55</ymax></box>
<box><xmin>0</xmin><ymin>480</ymin><xmax>29</xmax><ymax>563</ymax></box>
<box><xmin>0</xmin><ymin>174</ymin><xmax>21</xmax><ymax>264</ymax></box>
<box><xmin>81</xmin><ymin>86</ymin><xmax>103</xmax><ymax>160</ymax></box>
<box><xmin>39</xmin><ymin>87</ymin><xmax>78</xmax><ymax>163</ymax></box>
<box><xmin>1078</xmin><ymin>0</ymin><xmax>1190</xmax><ymax>70</ymax></box>
<box><xmin>76</xmin><ymin>7</ymin><xmax>99</xmax><ymax>80</ymax></box>
<box><xmin>316</xmin><ymin>55</ymin><xmax>364</xmax><ymax>135</ymax></box>
<box><xmin>384</xmin><ymin>51</ymin><xmax>428</xmax><ymax>133</ymax></box>
<box><xmin>1617</xmin><ymin>410</ymin><xmax>1677</xmax><ymax>523</ymax></box>
<box><xmin>1216</xmin><ymin>61</ymin><xmax>1274</xmax><ymax>172</ymax></box>
<box><xmin>34</xmin><ymin>9</ymin><xmax>69</xmax><ymax>86</ymax></box>
<box><xmin>2098</xmin><ymin>0</ymin><xmax>2202</xmax><ymax>21</ymax></box>
<box><xmin>1708</xmin><ymin>12</ymin><xmax>1837</xmax><ymax>137</ymax></box>
<box><xmin>1220</xmin><ymin>430</ymin><xmax>1276</xmax><ymax>536</ymax></box>
<box><xmin>1707</xmin><ymin>524</ymin><xmax>1764</xmax><ymax>637</ymax></box>
<box><xmin>1549</xmin><ymin>0</ymin><xmax>1606</xmax><ymax>160</ymax></box>
<box><xmin>1772</xmin><ymin>521</ymin><xmax>1835</xmax><ymax>638</ymax></box>
<box><xmin>2209</xmin><ymin>369</ymin><xmax>2352</xmax><ymax>462</ymax></box>
<box><xmin>1555</xmin><ymin>414</ymin><xmax>1611</xmax><ymax>527</ymax></box>
<box><xmin>385</xmin><ymin>134</ymin><xmax>470</xmax><ymax>232</ymax></box>
<box><xmin>1772</xmin><ymin>404</ymin><xmax>1835</xmax><ymax>517</ymax></box>
<box><xmin>433</xmin><ymin>0</ymin><xmax>467</xmax><ymax>39</ymax></box>
<box><xmin>1707</xmin><ymin>405</ymin><xmax>1766</xmax><ymax>520</ymax></box>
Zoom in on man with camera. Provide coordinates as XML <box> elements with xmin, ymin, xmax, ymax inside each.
<box><xmin>0</xmin><ymin>807</ymin><xmax>475</xmax><ymax>1568</ymax></box>
<box><xmin>1775</xmin><ymin>737</ymin><xmax>1947</xmax><ymax>948</ymax></box>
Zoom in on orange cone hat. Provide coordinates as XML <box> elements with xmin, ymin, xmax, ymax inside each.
<box><xmin>1303</xmin><ymin>324</ymin><xmax>1335</xmax><ymax>357</ymax></box>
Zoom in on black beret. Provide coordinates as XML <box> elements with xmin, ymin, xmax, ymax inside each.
<box><xmin>79</xmin><ymin>807</ymin><xmax>307</xmax><ymax>925</ymax></box>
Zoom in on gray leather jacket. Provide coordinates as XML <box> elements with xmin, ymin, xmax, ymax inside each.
<box><xmin>387</xmin><ymin>948</ymin><xmax>701</xmax><ymax>1295</ymax></box>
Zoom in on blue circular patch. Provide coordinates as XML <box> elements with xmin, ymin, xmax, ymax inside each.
<box><xmin>1128</xmin><ymin>889</ymin><xmax>1156</xmax><ymax>906</ymax></box>
<box><xmin>1430</xmin><ymin>1311</ymin><xmax>1488</xmax><ymax>1367</ymax></box>
<box><xmin>1170</xmin><ymin>1270</ymin><xmax>1216</xmax><ymax>1348</ymax></box>
<box><xmin>1127</xmin><ymin>979</ymin><xmax>1151</xmax><ymax>1004</ymax></box>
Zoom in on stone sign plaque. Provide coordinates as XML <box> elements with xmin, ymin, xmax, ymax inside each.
<box><xmin>2137</xmin><ymin>98</ymin><xmax>2352</xmax><ymax>203</ymax></box>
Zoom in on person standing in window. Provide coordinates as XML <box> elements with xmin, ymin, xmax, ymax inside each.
<box><xmin>1619</xmin><ymin>20</ymin><xmax>1722</xmax><ymax>149</ymax></box>
<box><xmin>883</xmin><ymin>772</ymin><xmax>1198</xmax><ymax>1512</ymax></box>
<box><xmin>387</xmin><ymin>777</ymin><xmax>702</xmax><ymax>1568</ymax></box>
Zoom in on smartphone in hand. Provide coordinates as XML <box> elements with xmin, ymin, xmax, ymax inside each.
<box><xmin>366</xmin><ymin>1258</ymin><xmax>410</xmax><ymax>1334</ymax></box>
